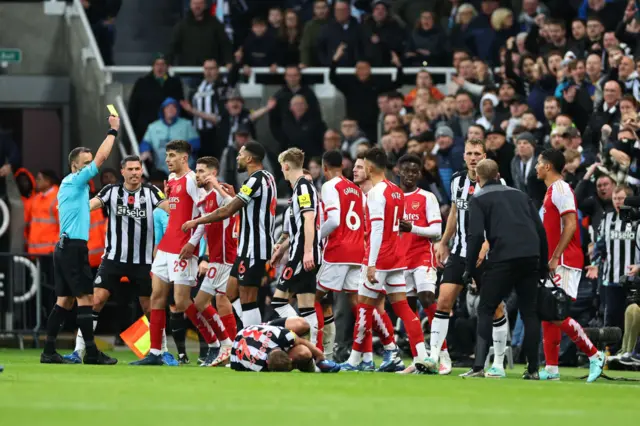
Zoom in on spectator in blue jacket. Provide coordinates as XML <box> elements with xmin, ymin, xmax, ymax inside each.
<box><xmin>140</xmin><ymin>98</ymin><xmax>200</xmax><ymax>175</ymax></box>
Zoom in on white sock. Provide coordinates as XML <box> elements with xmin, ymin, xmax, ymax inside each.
<box><xmin>347</xmin><ymin>350</ymin><xmax>362</xmax><ymax>366</ymax></box>
<box><xmin>589</xmin><ymin>352</ymin><xmax>602</xmax><ymax>362</ymax></box>
<box><xmin>161</xmin><ymin>329</ymin><xmax>168</xmax><ymax>353</ymax></box>
<box><xmin>323</xmin><ymin>320</ymin><xmax>336</xmax><ymax>360</ymax></box>
<box><xmin>232</xmin><ymin>299</ymin><xmax>243</xmax><ymax>318</ymax></box>
<box><xmin>150</xmin><ymin>348</ymin><xmax>162</xmax><ymax>356</ymax></box>
<box><xmin>220</xmin><ymin>338</ymin><xmax>232</xmax><ymax>346</ymax></box>
<box><xmin>275</xmin><ymin>303</ymin><xmax>298</xmax><ymax>318</ymax></box>
<box><xmin>430</xmin><ymin>314</ymin><xmax>449</xmax><ymax>362</ymax></box>
<box><xmin>383</xmin><ymin>342</ymin><xmax>397</xmax><ymax>351</ymax></box>
<box><xmin>209</xmin><ymin>340</ymin><xmax>221</xmax><ymax>348</ymax></box>
<box><xmin>74</xmin><ymin>320</ymin><xmax>97</xmax><ymax>355</ymax></box>
<box><xmin>242</xmin><ymin>307</ymin><xmax>261</xmax><ymax>326</ymax></box>
<box><xmin>363</xmin><ymin>352</ymin><xmax>373</xmax><ymax>363</ymax></box>
<box><xmin>302</xmin><ymin>310</ymin><xmax>319</xmax><ymax>347</ymax></box>
<box><xmin>545</xmin><ymin>365</ymin><xmax>559</xmax><ymax>374</ymax></box>
<box><xmin>415</xmin><ymin>342</ymin><xmax>428</xmax><ymax>361</ymax></box>
<box><xmin>492</xmin><ymin>316</ymin><xmax>509</xmax><ymax>369</ymax></box>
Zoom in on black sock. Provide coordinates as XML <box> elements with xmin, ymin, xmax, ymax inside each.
<box><xmin>77</xmin><ymin>306</ymin><xmax>98</xmax><ymax>357</ymax></box>
<box><xmin>44</xmin><ymin>304</ymin><xmax>70</xmax><ymax>355</ymax></box>
<box><xmin>170</xmin><ymin>312</ymin><xmax>187</xmax><ymax>355</ymax></box>
<box><xmin>198</xmin><ymin>330</ymin><xmax>208</xmax><ymax>359</ymax></box>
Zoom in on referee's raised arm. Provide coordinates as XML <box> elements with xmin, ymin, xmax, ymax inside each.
<box><xmin>94</xmin><ymin>115</ymin><xmax>120</xmax><ymax>168</ymax></box>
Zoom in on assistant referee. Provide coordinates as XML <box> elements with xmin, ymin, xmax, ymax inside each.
<box><xmin>40</xmin><ymin>115</ymin><xmax>120</xmax><ymax>365</ymax></box>
<box><xmin>463</xmin><ymin>159</ymin><xmax>547</xmax><ymax>379</ymax></box>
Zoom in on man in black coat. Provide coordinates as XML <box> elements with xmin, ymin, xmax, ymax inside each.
<box><xmin>316</xmin><ymin>0</ymin><xmax>366</xmax><ymax>66</ymax></box>
<box><xmin>278</xmin><ymin>95</ymin><xmax>327</xmax><ymax>161</ymax></box>
<box><xmin>128</xmin><ymin>55</ymin><xmax>184</xmax><ymax>141</ymax></box>
<box><xmin>329</xmin><ymin>44</ymin><xmax>403</xmax><ymax>143</ymax></box>
<box><xmin>582</xmin><ymin>80</ymin><xmax>622</xmax><ymax>153</ymax></box>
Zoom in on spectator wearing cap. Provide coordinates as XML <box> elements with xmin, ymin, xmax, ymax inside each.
<box><xmin>299</xmin><ymin>0</ymin><xmax>330</xmax><ymax>67</ymax></box>
<box><xmin>330</xmin><ymin>45</ymin><xmax>403</xmax><ymax>143</ymax></box>
<box><xmin>362</xmin><ymin>0</ymin><xmax>405</xmax><ymax>67</ymax></box>
<box><xmin>503</xmin><ymin>94</ymin><xmax>529</xmax><ymax>141</ymax></box>
<box><xmin>219</xmin><ymin>123</ymin><xmax>276</xmax><ymax>189</ymax></box>
<box><xmin>270</xmin><ymin>66</ymin><xmax>322</xmax><ymax>148</ymax></box>
<box><xmin>510</xmin><ymin>132</ymin><xmax>538</xmax><ymax>193</ymax></box>
<box><xmin>277</xmin><ymin>95</ymin><xmax>327</xmax><ymax>160</ymax></box>
<box><xmin>485</xmin><ymin>129</ymin><xmax>514</xmax><ymax>186</ymax></box>
<box><xmin>140</xmin><ymin>98</ymin><xmax>200</xmax><ymax>174</ymax></box>
<box><xmin>434</xmin><ymin>125</ymin><xmax>464</xmax><ymax>197</ymax></box>
<box><xmin>128</xmin><ymin>55</ymin><xmax>184</xmax><ymax>142</ymax></box>
<box><xmin>476</xmin><ymin>92</ymin><xmax>499</xmax><ymax>131</ymax></box>
<box><xmin>448</xmin><ymin>92</ymin><xmax>477</xmax><ymax>139</ymax></box>
<box><xmin>583</xmin><ymin>80</ymin><xmax>623</xmax><ymax>152</ymax></box>
<box><xmin>316</xmin><ymin>0</ymin><xmax>366</xmax><ymax>67</ymax></box>
<box><xmin>216</xmin><ymin>89</ymin><xmax>275</xmax><ymax>158</ymax></box>
<box><xmin>405</xmin><ymin>11</ymin><xmax>448</xmax><ymax>67</ymax></box>
<box><xmin>167</xmin><ymin>0</ymin><xmax>232</xmax><ymax>66</ymax></box>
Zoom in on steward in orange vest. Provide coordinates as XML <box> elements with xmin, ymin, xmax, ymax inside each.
<box><xmin>87</xmin><ymin>180</ymin><xmax>106</xmax><ymax>268</ymax></box>
<box><xmin>27</xmin><ymin>170</ymin><xmax>60</xmax><ymax>255</ymax></box>
<box><xmin>14</xmin><ymin>168</ymin><xmax>35</xmax><ymax>247</ymax></box>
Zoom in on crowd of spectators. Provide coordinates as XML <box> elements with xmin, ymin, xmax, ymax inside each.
<box><xmin>90</xmin><ymin>0</ymin><xmax>640</xmax><ymax>365</ymax></box>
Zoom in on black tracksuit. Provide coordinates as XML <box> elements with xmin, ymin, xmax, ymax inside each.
<box><xmin>465</xmin><ymin>181</ymin><xmax>548</xmax><ymax>373</ymax></box>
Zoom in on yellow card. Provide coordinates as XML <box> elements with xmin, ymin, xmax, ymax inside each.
<box><xmin>107</xmin><ymin>104</ymin><xmax>119</xmax><ymax>117</ymax></box>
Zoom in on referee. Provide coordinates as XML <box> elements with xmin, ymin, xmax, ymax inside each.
<box><xmin>463</xmin><ymin>159</ymin><xmax>547</xmax><ymax>379</ymax></box>
<box><xmin>41</xmin><ymin>115</ymin><xmax>120</xmax><ymax>364</ymax></box>
<box><xmin>63</xmin><ymin>155</ymin><xmax>168</xmax><ymax>363</ymax></box>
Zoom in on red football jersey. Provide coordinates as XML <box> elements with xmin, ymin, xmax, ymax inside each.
<box><xmin>199</xmin><ymin>188</ymin><xmax>238</xmax><ymax>265</ymax></box>
<box><xmin>367</xmin><ymin>180</ymin><xmax>406</xmax><ymax>271</ymax></box>
<box><xmin>400</xmin><ymin>189</ymin><xmax>442</xmax><ymax>269</ymax></box>
<box><xmin>321</xmin><ymin>176</ymin><xmax>365</xmax><ymax>265</ymax></box>
<box><xmin>542</xmin><ymin>179</ymin><xmax>584</xmax><ymax>270</ymax></box>
<box><xmin>158</xmin><ymin>171</ymin><xmax>201</xmax><ymax>255</ymax></box>
<box><xmin>362</xmin><ymin>195</ymin><xmax>370</xmax><ymax>266</ymax></box>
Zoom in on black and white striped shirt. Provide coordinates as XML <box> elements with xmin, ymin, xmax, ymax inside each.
<box><xmin>192</xmin><ymin>80</ymin><xmax>219</xmax><ymax>130</ymax></box>
<box><xmin>598</xmin><ymin>211</ymin><xmax>640</xmax><ymax>284</ymax></box>
<box><xmin>97</xmin><ymin>183</ymin><xmax>165</xmax><ymax>265</ymax></box>
<box><xmin>230</xmin><ymin>325</ymin><xmax>296</xmax><ymax>372</ymax></box>
<box><xmin>236</xmin><ymin>169</ymin><xmax>277</xmax><ymax>260</ymax></box>
<box><xmin>450</xmin><ymin>171</ymin><xmax>505</xmax><ymax>257</ymax></box>
<box><xmin>287</xmin><ymin>177</ymin><xmax>322</xmax><ymax>274</ymax></box>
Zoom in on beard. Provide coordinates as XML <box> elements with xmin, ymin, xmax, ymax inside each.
<box><xmin>237</xmin><ymin>163</ymin><xmax>247</xmax><ymax>173</ymax></box>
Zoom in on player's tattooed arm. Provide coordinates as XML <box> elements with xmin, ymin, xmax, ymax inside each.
<box><xmin>182</xmin><ymin>197</ymin><xmax>244</xmax><ymax>232</ymax></box>
<box><xmin>276</xmin><ymin>233</ymin><xmax>289</xmax><ymax>245</ymax></box>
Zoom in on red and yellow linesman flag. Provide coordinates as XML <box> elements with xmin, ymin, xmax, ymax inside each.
<box><xmin>120</xmin><ymin>316</ymin><xmax>150</xmax><ymax>359</ymax></box>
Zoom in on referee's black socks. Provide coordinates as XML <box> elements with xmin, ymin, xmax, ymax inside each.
<box><xmin>44</xmin><ymin>304</ymin><xmax>71</xmax><ymax>355</ymax></box>
<box><xmin>77</xmin><ymin>305</ymin><xmax>98</xmax><ymax>357</ymax></box>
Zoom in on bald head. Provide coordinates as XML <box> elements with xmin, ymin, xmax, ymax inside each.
<box><xmin>476</xmin><ymin>159</ymin><xmax>499</xmax><ymax>187</ymax></box>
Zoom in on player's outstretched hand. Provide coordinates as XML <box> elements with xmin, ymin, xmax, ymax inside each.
<box><xmin>179</xmin><ymin>243</ymin><xmax>195</xmax><ymax>260</ymax></box>
<box><xmin>220</xmin><ymin>182</ymin><xmax>236</xmax><ymax>197</ymax></box>
<box><xmin>303</xmin><ymin>251</ymin><xmax>315</xmax><ymax>271</ymax></box>
<box><xmin>367</xmin><ymin>266</ymin><xmax>378</xmax><ymax>284</ymax></box>
<box><xmin>182</xmin><ymin>220</ymin><xmax>197</xmax><ymax>233</ymax></box>
<box><xmin>317</xmin><ymin>360</ymin><xmax>340</xmax><ymax>373</ymax></box>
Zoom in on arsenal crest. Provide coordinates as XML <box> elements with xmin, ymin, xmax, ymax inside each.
<box><xmin>412</xmin><ymin>201</ymin><xmax>420</xmax><ymax>210</ymax></box>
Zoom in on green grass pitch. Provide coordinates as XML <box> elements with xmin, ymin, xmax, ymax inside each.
<box><xmin>0</xmin><ymin>349</ymin><xmax>638</xmax><ymax>426</ymax></box>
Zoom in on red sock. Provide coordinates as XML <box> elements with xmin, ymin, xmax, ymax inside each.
<box><xmin>314</xmin><ymin>302</ymin><xmax>325</xmax><ymax>352</ymax></box>
<box><xmin>542</xmin><ymin>321</ymin><xmax>561</xmax><ymax>366</ymax></box>
<box><xmin>221</xmin><ymin>313</ymin><xmax>237</xmax><ymax>339</ymax></box>
<box><xmin>185</xmin><ymin>303</ymin><xmax>217</xmax><ymax>345</ymax></box>
<box><xmin>392</xmin><ymin>300</ymin><xmax>424</xmax><ymax>357</ymax></box>
<box><xmin>372</xmin><ymin>309</ymin><xmax>395</xmax><ymax>346</ymax></box>
<box><xmin>425</xmin><ymin>303</ymin><xmax>448</xmax><ymax>351</ymax></box>
<box><xmin>202</xmin><ymin>305</ymin><xmax>229</xmax><ymax>341</ymax></box>
<box><xmin>149</xmin><ymin>309</ymin><xmax>165</xmax><ymax>352</ymax></box>
<box><xmin>560</xmin><ymin>317</ymin><xmax>597</xmax><ymax>358</ymax></box>
<box><xmin>352</xmin><ymin>303</ymin><xmax>373</xmax><ymax>353</ymax></box>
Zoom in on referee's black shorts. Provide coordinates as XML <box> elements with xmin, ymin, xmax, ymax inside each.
<box><xmin>230</xmin><ymin>256</ymin><xmax>267</xmax><ymax>287</ymax></box>
<box><xmin>53</xmin><ymin>239</ymin><xmax>93</xmax><ymax>298</ymax></box>
<box><xmin>94</xmin><ymin>259</ymin><xmax>152</xmax><ymax>297</ymax></box>
<box><xmin>441</xmin><ymin>254</ymin><xmax>485</xmax><ymax>287</ymax></box>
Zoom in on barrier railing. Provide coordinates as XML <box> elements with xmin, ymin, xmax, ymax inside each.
<box><xmin>0</xmin><ymin>253</ymin><xmax>47</xmax><ymax>348</ymax></box>
<box><xmin>105</xmin><ymin>65</ymin><xmax>457</xmax><ymax>87</ymax></box>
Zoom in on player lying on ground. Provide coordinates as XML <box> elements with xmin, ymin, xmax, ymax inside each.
<box><xmin>230</xmin><ymin>317</ymin><xmax>339</xmax><ymax>373</ymax></box>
